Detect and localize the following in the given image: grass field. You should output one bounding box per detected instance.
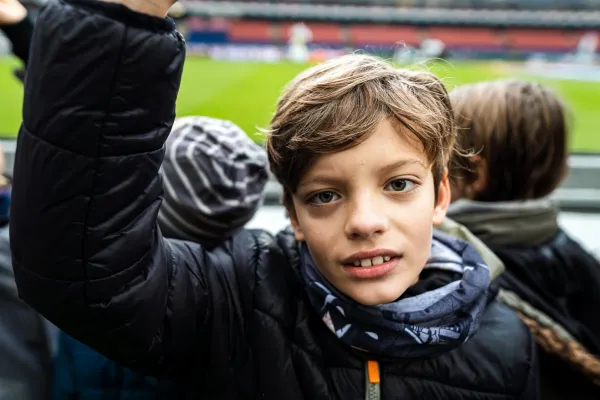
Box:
[1,56,599,151]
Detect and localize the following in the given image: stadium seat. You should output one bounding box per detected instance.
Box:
[281,22,344,45]
[505,28,583,51]
[425,27,502,49]
[348,24,421,47]
[229,20,273,42]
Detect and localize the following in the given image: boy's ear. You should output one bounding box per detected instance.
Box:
[469,155,488,197]
[452,155,488,201]
[433,168,451,226]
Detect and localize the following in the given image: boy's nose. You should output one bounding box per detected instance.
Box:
[344,193,389,240]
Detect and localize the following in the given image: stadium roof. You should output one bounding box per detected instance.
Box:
[180,1,600,28]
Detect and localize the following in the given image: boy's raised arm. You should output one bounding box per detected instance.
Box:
[9,0,220,379]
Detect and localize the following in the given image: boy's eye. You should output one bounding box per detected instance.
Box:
[309,191,340,205]
[384,179,415,192]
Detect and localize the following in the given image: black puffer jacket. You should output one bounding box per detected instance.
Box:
[11,1,537,399]
[448,200,600,399]
[494,232,600,400]
[0,13,34,81]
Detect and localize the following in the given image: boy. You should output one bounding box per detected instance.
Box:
[448,79,600,399]
[11,0,538,398]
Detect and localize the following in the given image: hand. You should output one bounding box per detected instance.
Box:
[103,0,176,18]
[0,0,27,26]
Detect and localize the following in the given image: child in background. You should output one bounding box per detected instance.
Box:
[449,79,600,399]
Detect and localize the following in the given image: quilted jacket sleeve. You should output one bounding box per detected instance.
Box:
[0,14,34,65]
[9,0,245,381]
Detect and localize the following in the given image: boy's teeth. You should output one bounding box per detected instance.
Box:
[371,256,384,266]
[350,256,393,267]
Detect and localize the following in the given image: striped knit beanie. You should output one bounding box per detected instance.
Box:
[158,116,269,241]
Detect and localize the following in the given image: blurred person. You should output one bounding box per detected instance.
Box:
[11,2,538,399]
[449,79,600,400]
[1,4,55,399]
[0,0,33,81]
[287,22,312,63]
[53,115,269,399]
[0,142,53,400]
[574,32,598,65]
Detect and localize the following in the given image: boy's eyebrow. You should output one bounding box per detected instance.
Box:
[380,159,427,174]
[298,175,344,190]
[299,159,427,190]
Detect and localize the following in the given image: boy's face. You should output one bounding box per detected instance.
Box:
[290,119,450,306]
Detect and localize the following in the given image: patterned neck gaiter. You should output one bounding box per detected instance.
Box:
[300,230,490,358]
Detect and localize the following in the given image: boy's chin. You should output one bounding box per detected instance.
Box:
[343,281,412,306]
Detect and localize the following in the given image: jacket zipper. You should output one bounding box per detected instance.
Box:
[365,360,381,400]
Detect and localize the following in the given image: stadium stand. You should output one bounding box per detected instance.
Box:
[187,0,600,11]
[181,17,598,55]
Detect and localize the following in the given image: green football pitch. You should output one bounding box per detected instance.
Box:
[1,56,599,152]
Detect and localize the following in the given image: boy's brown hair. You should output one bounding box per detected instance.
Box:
[264,54,456,209]
[449,79,568,202]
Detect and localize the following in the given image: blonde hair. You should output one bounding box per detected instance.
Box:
[450,79,568,201]
[265,54,456,207]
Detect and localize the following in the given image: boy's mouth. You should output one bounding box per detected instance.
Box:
[341,249,402,265]
[342,256,401,279]
[341,249,402,279]
[348,255,393,267]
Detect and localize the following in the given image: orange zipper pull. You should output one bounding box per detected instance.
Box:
[365,360,381,399]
